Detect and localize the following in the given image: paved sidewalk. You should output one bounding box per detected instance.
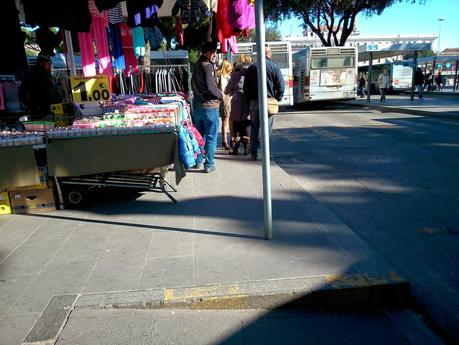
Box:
[0,153,408,345]
[346,93,459,118]
[54,308,444,345]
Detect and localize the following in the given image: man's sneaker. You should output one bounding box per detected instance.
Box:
[204,165,216,173]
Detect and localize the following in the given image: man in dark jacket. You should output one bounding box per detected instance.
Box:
[243,46,284,160]
[414,67,424,100]
[19,53,62,119]
[191,41,223,173]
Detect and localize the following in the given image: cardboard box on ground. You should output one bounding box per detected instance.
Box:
[8,187,56,214]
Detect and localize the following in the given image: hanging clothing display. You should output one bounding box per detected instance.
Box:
[120,23,139,76]
[214,0,238,53]
[113,65,189,95]
[144,27,163,50]
[171,0,209,25]
[175,16,184,47]
[132,27,146,58]
[108,2,125,24]
[78,0,113,77]
[108,23,126,70]
[108,3,126,72]
[228,0,255,33]
[126,0,164,27]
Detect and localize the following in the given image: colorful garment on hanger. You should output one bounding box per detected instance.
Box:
[120,22,138,75]
[175,16,184,47]
[109,23,126,70]
[132,27,146,58]
[144,27,163,50]
[228,0,255,32]
[78,0,113,77]
[214,0,238,53]
[108,2,125,24]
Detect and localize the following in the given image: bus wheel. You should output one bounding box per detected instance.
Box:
[63,187,90,209]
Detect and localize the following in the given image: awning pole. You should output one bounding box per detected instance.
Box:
[254,0,272,240]
[454,60,458,92]
[64,30,76,76]
[410,51,418,100]
[367,52,373,102]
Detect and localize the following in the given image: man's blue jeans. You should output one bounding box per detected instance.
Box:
[416,84,424,98]
[194,107,219,168]
[249,100,274,159]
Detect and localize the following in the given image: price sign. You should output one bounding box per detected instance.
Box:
[50,103,64,115]
[70,75,110,103]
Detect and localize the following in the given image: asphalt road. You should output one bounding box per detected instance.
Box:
[272,104,459,343]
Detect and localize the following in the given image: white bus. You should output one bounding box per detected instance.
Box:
[358,61,414,93]
[292,46,357,103]
[230,41,294,106]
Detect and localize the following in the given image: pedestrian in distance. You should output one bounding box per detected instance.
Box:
[377,67,390,102]
[358,74,367,98]
[191,41,223,173]
[414,67,424,100]
[423,71,433,91]
[217,60,233,150]
[243,46,285,161]
[435,71,444,91]
[225,54,252,155]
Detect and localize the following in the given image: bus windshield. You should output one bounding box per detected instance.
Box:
[244,54,290,69]
[311,56,355,69]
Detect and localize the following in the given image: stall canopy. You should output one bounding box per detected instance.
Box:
[358,42,432,62]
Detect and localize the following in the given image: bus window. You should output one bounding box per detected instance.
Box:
[270,54,289,69]
[312,57,355,69]
[311,58,328,68]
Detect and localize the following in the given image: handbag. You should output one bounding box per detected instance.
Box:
[267,97,279,116]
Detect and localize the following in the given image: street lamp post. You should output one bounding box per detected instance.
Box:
[437,17,445,54]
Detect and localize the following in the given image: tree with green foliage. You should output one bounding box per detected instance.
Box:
[239,24,281,42]
[265,0,426,46]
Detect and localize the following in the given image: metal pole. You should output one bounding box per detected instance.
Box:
[254,0,272,240]
[432,57,437,91]
[454,60,458,92]
[64,30,76,76]
[367,52,372,102]
[410,51,418,100]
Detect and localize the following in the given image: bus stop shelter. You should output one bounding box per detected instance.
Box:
[417,55,459,92]
[358,42,432,101]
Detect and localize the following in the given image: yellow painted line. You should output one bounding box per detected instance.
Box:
[163,284,249,309]
[325,274,369,288]
[164,288,175,302]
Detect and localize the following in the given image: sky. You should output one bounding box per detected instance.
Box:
[279,0,459,52]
